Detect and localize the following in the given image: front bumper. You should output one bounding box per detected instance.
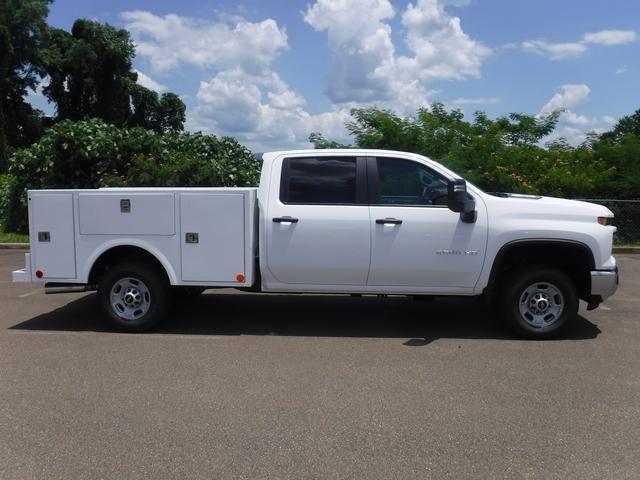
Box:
[590,267,619,303]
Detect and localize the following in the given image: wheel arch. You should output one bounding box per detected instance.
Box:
[485,239,595,301]
[84,241,177,286]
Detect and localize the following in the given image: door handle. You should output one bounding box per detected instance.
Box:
[376,218,403,225]
[273,216,299,224]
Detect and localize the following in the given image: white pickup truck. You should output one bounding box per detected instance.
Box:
[12,149,618,338]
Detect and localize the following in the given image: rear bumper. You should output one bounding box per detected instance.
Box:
[590,267,618,303]
[12,253,32,283]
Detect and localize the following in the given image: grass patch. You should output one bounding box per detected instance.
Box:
[0,226,29,243]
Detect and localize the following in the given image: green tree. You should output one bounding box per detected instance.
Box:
[309,132,351,149]
[345,107,421,152]
[601,108,640,141]
[309,104,598,196]
[495,111,561,147]
[0,0,51,172]
[43,19,186,132]
[155,92,186,133]
[43,20,135,124]
[128,82,160,131]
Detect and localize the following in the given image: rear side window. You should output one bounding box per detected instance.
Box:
[281,157,357,204]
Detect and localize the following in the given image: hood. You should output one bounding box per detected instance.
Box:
[486,192,614,219]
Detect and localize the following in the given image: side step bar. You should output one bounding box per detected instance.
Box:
[44,283,97,295]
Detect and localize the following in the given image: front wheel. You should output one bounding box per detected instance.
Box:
[500,266,578,339]
[98,262,170,332]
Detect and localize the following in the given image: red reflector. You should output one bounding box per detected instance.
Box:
[35,270,44,278]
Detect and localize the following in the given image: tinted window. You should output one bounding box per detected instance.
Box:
[376,158,448,206]
[282,157,357,204]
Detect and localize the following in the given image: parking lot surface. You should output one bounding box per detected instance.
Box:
[1,251,639,479]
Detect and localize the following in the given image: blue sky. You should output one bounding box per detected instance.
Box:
[32,0,640,151]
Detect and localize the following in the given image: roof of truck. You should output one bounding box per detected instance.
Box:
[262,149,426,161]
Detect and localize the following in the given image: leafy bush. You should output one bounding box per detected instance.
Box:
[0,174,11,229]
[5,119,260,233]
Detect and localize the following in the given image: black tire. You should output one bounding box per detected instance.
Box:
[500,266,578,339]
[98,262,170,332]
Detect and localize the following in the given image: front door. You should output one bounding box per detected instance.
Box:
[367,156,487,290]
[266,155,371,286]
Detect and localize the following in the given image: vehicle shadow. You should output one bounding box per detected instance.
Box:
[9,291,601,343]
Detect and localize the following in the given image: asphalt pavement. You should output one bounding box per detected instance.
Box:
[1,251,639,479]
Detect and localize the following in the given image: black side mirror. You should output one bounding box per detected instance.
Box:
[447,179,477,223]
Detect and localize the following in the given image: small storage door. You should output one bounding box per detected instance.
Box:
[180,193,246,282]
[31,193,76,279]
[78,193,175,235]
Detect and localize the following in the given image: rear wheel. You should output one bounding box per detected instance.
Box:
[98,262,170,332]
[500,266,578,339]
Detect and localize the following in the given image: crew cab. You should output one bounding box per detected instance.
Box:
[12,149,619,338]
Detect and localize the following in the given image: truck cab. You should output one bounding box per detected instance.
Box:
[259,150,487,295]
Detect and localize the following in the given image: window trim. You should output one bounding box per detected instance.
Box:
[366,156,450,208]
[279,156,368,206]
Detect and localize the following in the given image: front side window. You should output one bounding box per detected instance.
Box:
[281,157,357,204]
[375,158,449,206]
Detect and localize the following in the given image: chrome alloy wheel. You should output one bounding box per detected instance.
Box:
[110,277,151,321]
[517,282,565,328]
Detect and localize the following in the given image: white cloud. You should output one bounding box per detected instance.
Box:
[195,69,263,132]
[303,0,398,104]
[563,111,595,126]
[401,0,492,81]
[267,90,306,110]
[134,70,167,93]
[616,66,628,75]
[189,67,350,151]
[538,85,614,146]
[123,3,488,150]
[554,126,587,145]
[189,79,350,151]
[538,84,591,117]
[123,10,348,150]
[522,40,586,60]
[583,29,637,45]
[122,11,288,74]
[450,97,499,106]
[522,29,637,60]
[304,0,490,110]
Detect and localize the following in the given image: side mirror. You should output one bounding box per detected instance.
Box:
[447,179,477,223]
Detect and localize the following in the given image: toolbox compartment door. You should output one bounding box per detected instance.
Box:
[78,193,175,236]
[180,193,246,282]
[30,193,76,279]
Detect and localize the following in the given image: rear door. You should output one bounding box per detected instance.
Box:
[266,155,370,285]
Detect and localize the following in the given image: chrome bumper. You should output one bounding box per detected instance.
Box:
[590,267,619,302]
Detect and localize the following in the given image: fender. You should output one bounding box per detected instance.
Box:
[81,239,178,285]
[483,238,595,296]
